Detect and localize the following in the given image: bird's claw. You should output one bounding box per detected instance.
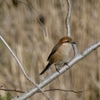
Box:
[64,62,68,66]
[55,67,60,73]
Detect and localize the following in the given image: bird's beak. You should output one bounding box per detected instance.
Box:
[71,41,76,44]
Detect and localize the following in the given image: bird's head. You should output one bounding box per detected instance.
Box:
[58,36,75,45]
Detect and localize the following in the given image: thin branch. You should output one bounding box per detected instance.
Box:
[38,89,83,94]
[0,88,24,93]
[0,35,51,100]
[0,88,83,94]
[18,0,48,37]
[66,0,79,57]
[72,42,79,57]
[12,41,100,100]
[66,0,71,37]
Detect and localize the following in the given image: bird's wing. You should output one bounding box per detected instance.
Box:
[47,43,60,61]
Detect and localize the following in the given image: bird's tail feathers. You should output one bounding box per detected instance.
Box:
[39,62,52,75]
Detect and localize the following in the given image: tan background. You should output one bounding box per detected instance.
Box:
[0,0,100,100]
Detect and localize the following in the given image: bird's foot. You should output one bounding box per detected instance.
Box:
[55,66,60,73]
[64,62,68,66]
[56,68,60,72]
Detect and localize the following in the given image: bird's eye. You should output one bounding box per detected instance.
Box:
[66,41,69,42]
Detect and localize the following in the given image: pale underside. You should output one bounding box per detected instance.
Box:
[49,43,74,68]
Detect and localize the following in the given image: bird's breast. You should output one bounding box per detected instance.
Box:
[50,43,74,66]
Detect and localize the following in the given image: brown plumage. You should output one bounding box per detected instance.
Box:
[40,36,74,75]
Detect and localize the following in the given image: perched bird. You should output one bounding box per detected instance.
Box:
[40,36,75,75]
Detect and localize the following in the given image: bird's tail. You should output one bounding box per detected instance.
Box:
[39,62,52,75]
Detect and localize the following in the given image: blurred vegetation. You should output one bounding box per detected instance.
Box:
[0,0,100,100]
[0,93,12,100]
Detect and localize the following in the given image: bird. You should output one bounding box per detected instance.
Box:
[39,36,75,75]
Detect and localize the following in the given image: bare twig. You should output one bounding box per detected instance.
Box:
[18,0,48,37]
[0,88,24,93]
[38,89,83,93]
[0,35,51,100]
[0,88,83,94]
[72,43,79,57]
[12,41,100,100]
[66,0,79,56]
[66,0,71,37]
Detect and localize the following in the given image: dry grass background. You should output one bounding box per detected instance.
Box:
[0,0,100,100]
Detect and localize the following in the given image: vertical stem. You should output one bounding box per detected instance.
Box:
[66,0,71,37]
